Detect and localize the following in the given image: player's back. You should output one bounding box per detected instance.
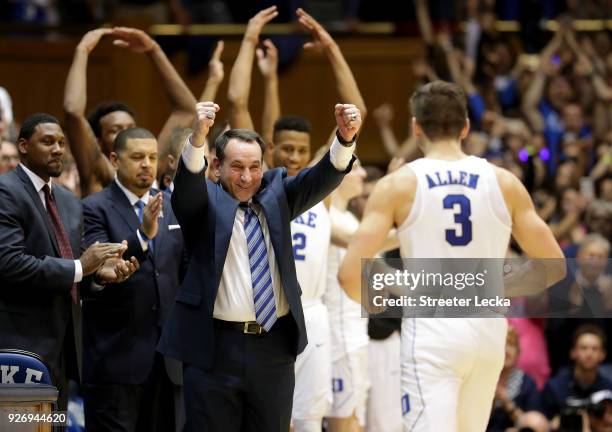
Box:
[398,155,512,432]
[397,155,511,259]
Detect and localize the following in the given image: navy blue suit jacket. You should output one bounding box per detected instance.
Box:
[82,182,186,385]
[158,151,354,369]
[0,165,82,381]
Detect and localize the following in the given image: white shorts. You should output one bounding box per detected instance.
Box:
[401,318,506,432]
[292,302,332,420]
[367,332,402,432]
[329,346,369,426]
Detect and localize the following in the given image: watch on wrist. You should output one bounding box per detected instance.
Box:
[336,129,357,147]
[139,228,150,241]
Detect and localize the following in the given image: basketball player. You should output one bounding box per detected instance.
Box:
[267,114,333,432]
[338,81,565,431]
[325,160,369,432]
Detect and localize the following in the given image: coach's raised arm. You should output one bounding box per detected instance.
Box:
[159,101,358,431]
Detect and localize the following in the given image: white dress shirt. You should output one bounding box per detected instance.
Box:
[180,135,356,322]
[19,163,82,283]
[114,177,153,252]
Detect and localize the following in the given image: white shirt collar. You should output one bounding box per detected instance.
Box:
[20,163,52,193]
[114,176,150,207]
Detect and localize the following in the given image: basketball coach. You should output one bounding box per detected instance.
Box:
[158,101,360,431]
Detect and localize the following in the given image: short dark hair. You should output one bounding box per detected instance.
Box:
[114,127,156,154]
[572,324,607,350]
[87,102,136,138]
[410,80,468,141]
[18,113,60,141]
[273,115,311,135]
[215,129,266,162]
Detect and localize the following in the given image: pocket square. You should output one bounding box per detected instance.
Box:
[168,224,181,231]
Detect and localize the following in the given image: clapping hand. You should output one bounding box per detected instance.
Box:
[80,241,128,276]
[96,241,140,284]
[112,27,157,54]
[256,39,278,78]
[208,41,225,84]
[245,6,278,44]
[373,104,394,127]
[140,194,163,240]
[77,28,112,54]
[297,8,335,51]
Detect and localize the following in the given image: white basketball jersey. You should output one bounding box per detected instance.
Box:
[324,207,369,360]
[397,156,511,259]
[291,202,331,306]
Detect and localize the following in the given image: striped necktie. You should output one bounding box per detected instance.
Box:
[242,204,277,331]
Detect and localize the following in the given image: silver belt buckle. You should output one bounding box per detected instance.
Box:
[244,322,263,334]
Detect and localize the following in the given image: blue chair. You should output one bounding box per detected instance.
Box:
[0,349,53,385]
[0,350,59,431]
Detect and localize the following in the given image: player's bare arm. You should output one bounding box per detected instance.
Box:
[330,211,399,251]
[112,27,198,169]
[338,168,416,303]
[495,165,566,294]
[228,6,278,131]
[200,40,225,103]
[297,8,367,152]
[64,28,115,195]
[257,38,281,156]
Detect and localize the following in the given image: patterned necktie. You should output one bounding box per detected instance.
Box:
[42,184,76,303]
[135,200,154,254]
[242,204,277,331]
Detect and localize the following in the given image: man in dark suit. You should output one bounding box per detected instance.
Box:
[82,127,187,432]
[158,101,361,431]
[0,113,139,408]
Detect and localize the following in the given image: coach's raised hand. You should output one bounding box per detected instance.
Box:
[192,101,220,147]
[335,103,361,143]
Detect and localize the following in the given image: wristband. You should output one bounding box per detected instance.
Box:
[336,129,357,147]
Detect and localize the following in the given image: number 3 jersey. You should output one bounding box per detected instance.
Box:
[398,156,511,260]
[291,202,332,306]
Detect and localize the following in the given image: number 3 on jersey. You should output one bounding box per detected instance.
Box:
[443,194,472,246]
[293,233,307,260]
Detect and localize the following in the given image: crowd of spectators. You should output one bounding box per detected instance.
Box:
[1,0,611,27]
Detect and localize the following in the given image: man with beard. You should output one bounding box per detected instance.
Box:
[81,127,186,431]
[0,113,139,408]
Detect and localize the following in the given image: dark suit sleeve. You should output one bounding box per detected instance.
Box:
[518,374,541,412]
[283,151,355,220]
[82,198,147,263]
[0,183,74,292]
[538,381,558,419]
[171,157,209,244]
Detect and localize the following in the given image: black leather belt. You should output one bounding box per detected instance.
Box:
[213,315,290,335]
